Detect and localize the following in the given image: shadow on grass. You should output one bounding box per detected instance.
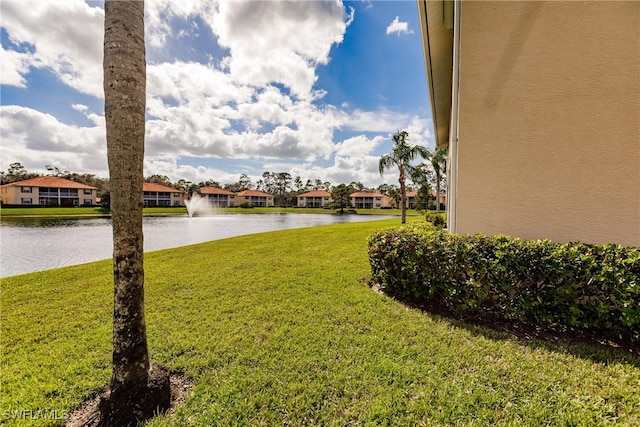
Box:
[366,281,640,368]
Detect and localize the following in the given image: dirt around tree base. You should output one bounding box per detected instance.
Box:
[65,365,194,427]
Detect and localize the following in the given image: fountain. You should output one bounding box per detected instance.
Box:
[184,193,214,217]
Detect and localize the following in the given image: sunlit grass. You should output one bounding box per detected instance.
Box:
[0,206,109,216]
[2,219,637,426]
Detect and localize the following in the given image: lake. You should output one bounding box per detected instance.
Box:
[0,213,392,277]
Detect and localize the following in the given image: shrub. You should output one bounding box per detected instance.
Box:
[239,202,254,208]
[425,212,446,229]
[368,227,640,344]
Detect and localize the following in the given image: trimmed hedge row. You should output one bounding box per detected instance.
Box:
[368,224,640,344]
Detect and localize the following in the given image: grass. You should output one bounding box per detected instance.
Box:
[2,219,638,426]
[0,207,186,217]
[0,206,110,216]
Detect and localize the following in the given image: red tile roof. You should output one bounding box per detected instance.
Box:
[298,190,330,197]
[0,176,97,189]
[199,186,234,195]
[143,182,181,192]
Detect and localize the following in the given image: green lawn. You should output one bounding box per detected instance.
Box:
[0,206,110,216]
[0,207,187,217]
[1,219,638,426]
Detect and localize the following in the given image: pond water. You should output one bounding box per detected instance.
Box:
[0,213,391,277]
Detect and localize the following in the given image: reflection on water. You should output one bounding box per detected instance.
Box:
[1,213,391,277]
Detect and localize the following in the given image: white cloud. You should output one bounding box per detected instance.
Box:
[143,157,237,184]
[1,1,104,98]
[386,16,413,36]
[291,154,387,188]
[339,108,415,133]
[1,0,432,189]
[209,0,353,101]
[0,45,32,87]
[0,105,107,175]
[145,0,214,49]
[334,135,384,157]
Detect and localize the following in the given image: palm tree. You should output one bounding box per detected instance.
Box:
[101,1,169,424]
[431,147,447,212]
[379,131,429,223]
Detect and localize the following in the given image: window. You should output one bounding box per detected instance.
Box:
[84,189,92,194]
[60,188,78,196]
[174,193,181,197]
[84,199,92,205]
[21,198,32,204]
[21,187,32,193]
[40,188,58,196]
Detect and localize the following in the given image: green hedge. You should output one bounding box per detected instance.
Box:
[368,224,640,344]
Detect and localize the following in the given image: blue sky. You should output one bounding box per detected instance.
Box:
[0,0,434,187]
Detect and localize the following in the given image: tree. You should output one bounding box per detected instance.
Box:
[350,181,365,191]
[45,164,63,176]
[198,179,220,188]
[175,178,197,196]
[379,131,429,224]
[330,183,353,214]
[409,164,434,212]
[304,179,313,192]
[275,172,292,206]
[100,1,169,424]
[388,186,402,209]
[0,162,40,184]
[430,147,447,213]
[261,171,276,194]
[145,174,172,187]
[238,173,252,190]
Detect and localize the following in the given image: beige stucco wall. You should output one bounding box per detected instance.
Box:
[456,1,639,246]
[1,185,98,206]
[237,195,274,207]
[297,196,331,208]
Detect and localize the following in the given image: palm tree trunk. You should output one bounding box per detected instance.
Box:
[101,2,169,424]
[399,168,407,224]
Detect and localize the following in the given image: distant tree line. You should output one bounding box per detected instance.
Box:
[1,162,111,196]
[1,160,446,210]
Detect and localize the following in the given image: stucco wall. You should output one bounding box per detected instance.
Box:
[456,1,640,246]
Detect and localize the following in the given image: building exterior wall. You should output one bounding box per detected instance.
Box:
[456,1,639,246]
[143,191,183,206]
[142,183,184,206]
[205,194,236,207]
[200,187,236,207]
[297,191,331,208]
[298,196,330,208]
[236,192,274,207]
[1,182,98,206]
[406,191,446,209]
[350,192,393,209]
